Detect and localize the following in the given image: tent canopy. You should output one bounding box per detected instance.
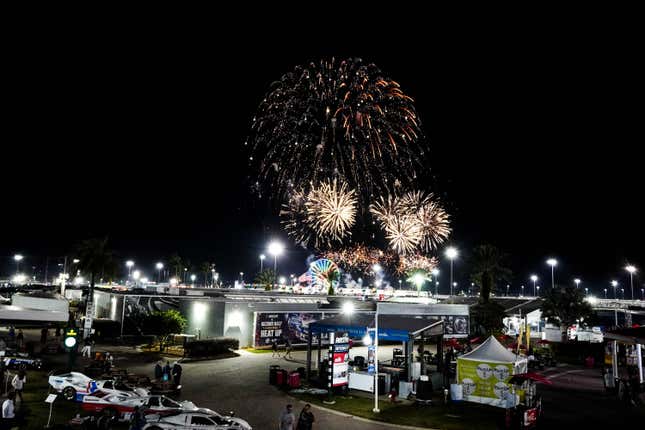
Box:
[459,335,523,364]
[308,313,444,342]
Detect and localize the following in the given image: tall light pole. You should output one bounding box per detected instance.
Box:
[521,285,524,297]
[585,287,588,296]
[611,280,618,299]
[506,284,510,296]
[431,269,439,295]
[603,288,607,299]
[259,254,266,272]
[574,278,581,289]
[546,258,557,289]
[156,262,164,283]
[445,247,458,296]
[530,275,538,297]
[268,241,284,272]
[132,270,141,286]
[536,286,540,296]
[190,274,196,287]
[126,260,134,279]
[625,265,636,301]
[13,254,23,274]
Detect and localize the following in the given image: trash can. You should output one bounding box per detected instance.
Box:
[288,371,301,388]
[270,365,280,385]
[276,369,288,386]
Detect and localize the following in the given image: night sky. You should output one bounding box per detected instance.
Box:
[2,22,642,295]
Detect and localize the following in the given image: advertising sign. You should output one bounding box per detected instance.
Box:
[440,315,469,337]
[457,359,513,402]
[254,312,331,347]
[367,345,376,375]
[332,331,349,387]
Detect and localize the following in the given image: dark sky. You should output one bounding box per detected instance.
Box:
[1,20,642,295]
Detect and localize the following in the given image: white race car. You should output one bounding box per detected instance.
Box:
[144,410,251,430]
[48,372,96,400]
[95,379,149,397]
[82,393,196,419]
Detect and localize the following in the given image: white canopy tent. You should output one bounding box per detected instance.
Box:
[456,336,527,407]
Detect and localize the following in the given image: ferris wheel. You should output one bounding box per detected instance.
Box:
[308,258,340,290]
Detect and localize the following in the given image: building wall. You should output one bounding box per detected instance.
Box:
[180,299,225,340]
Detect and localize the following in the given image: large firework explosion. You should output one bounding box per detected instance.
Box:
[397,254,439,274]
[370,191,451,254]
[281,179,357,248]
[247,57,426,205]
[322,244,397,275]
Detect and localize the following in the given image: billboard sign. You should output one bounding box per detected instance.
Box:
[254,312,332,347]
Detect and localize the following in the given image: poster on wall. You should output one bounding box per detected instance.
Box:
[254,312,332,347]
[440,315,469,337]
[457,359,513,405]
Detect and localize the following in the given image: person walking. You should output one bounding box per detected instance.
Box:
[272,340,280,358]
[279,404,295,430]
[81,336,93,358]
[171,361,182,386]
[154,361,163,380]
[12,370,26,403]
[2,391,16,429]
[285,338,293,360]
[296,404,315,430]
[16,330,24,351]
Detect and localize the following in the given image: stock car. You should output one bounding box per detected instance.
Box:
[48,372,148,401]
[95,379,149,397]
[82,392,196,419]
[144,410,252,430]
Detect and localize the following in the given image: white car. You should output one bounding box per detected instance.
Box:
[49,372,96,400]
[82,392,195,419]
[144,410,251,430]
[95,379,149,397]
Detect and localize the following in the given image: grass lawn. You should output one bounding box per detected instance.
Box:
[243,348,274,354]
[292,392,502,430]
[15,370,129,430]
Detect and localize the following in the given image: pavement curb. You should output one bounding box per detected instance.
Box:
[288,395,439,430]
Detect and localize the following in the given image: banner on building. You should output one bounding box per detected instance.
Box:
[440,315,469,337]
[254,312,333,347]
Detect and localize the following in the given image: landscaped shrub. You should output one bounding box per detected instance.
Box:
[184,337,239,357]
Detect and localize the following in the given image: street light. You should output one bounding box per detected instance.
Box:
[530,275,538,296]
[604,288,607,299]
[521,285,524,296]
[191,274,196,286]
[585,287,588,296]
[132,270,141,286]
[546,258,557,289]
[611,280,618,299]
[14,254,23,274]
[506,284,510,296]
[259,254,266,272]
[625,265,637,300]
[536,286,540,296]
[279,277,286,285]
[126,260,134,279]
[156,262,164,282]
[445,247,458,296]
[574,278,581,289]
[641,288,644,301]
[267,241,284,272]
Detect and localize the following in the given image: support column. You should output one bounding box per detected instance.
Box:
[406,337,414,382]
[317,332,322,372]
[637,343,643,384]
[306,326,313,381]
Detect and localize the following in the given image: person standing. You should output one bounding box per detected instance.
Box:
[8,327,15,345]
[12,370,26,403]
[154,361,163,380]
[81,336,93,358]
[272,340,280,358]
[16,330,24,351]
[163,361,171,382]
[279,404,295,430]
[2,391,15,429]
[285,338,292,359]
[171,361,182,386]
[297,404,315,430]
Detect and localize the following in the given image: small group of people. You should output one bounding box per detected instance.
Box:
[1,369,27,429]
[279,403,315,430]
[271,338,293,359]
[2,327,24,351]
[154,360,182,385]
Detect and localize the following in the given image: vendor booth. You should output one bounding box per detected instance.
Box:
[456,336,527,407]
[306,313,444,396]
[603,326,644,391]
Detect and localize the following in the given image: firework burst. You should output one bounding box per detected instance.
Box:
[397,254,439,274]
[370,190,451,254]
[248,57,426,205]
[323,244,397,274]
[306,179,357,245]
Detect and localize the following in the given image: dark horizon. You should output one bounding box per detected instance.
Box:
[1,24,642,295]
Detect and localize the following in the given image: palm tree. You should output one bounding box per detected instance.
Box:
[255,269,276,291]
[168,254,183,278]
[75,237,116,335]
[470,244,512,303]
[200,262,213,287]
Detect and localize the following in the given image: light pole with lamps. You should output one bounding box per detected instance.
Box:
[432,269,439,295]
[445,247,458,296]
[260,254,266,272]
[156,262,164,283]
[611,280,618,299]
[585,287,588,296]
[521,285,524,297]
[546,258,557,289]
[625,265,636,300]
[126,260,134,280]
[531,275,538,296]
[574,278,581,289]
[13,254,23,274]
[603,288,607,299]
[191,274,196,287]
[536,286,540,296]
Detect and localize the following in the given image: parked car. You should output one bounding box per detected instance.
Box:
[94,379,149,397]
[144,410,251,430]
[48,372,96,400]
[82,392,195,419]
